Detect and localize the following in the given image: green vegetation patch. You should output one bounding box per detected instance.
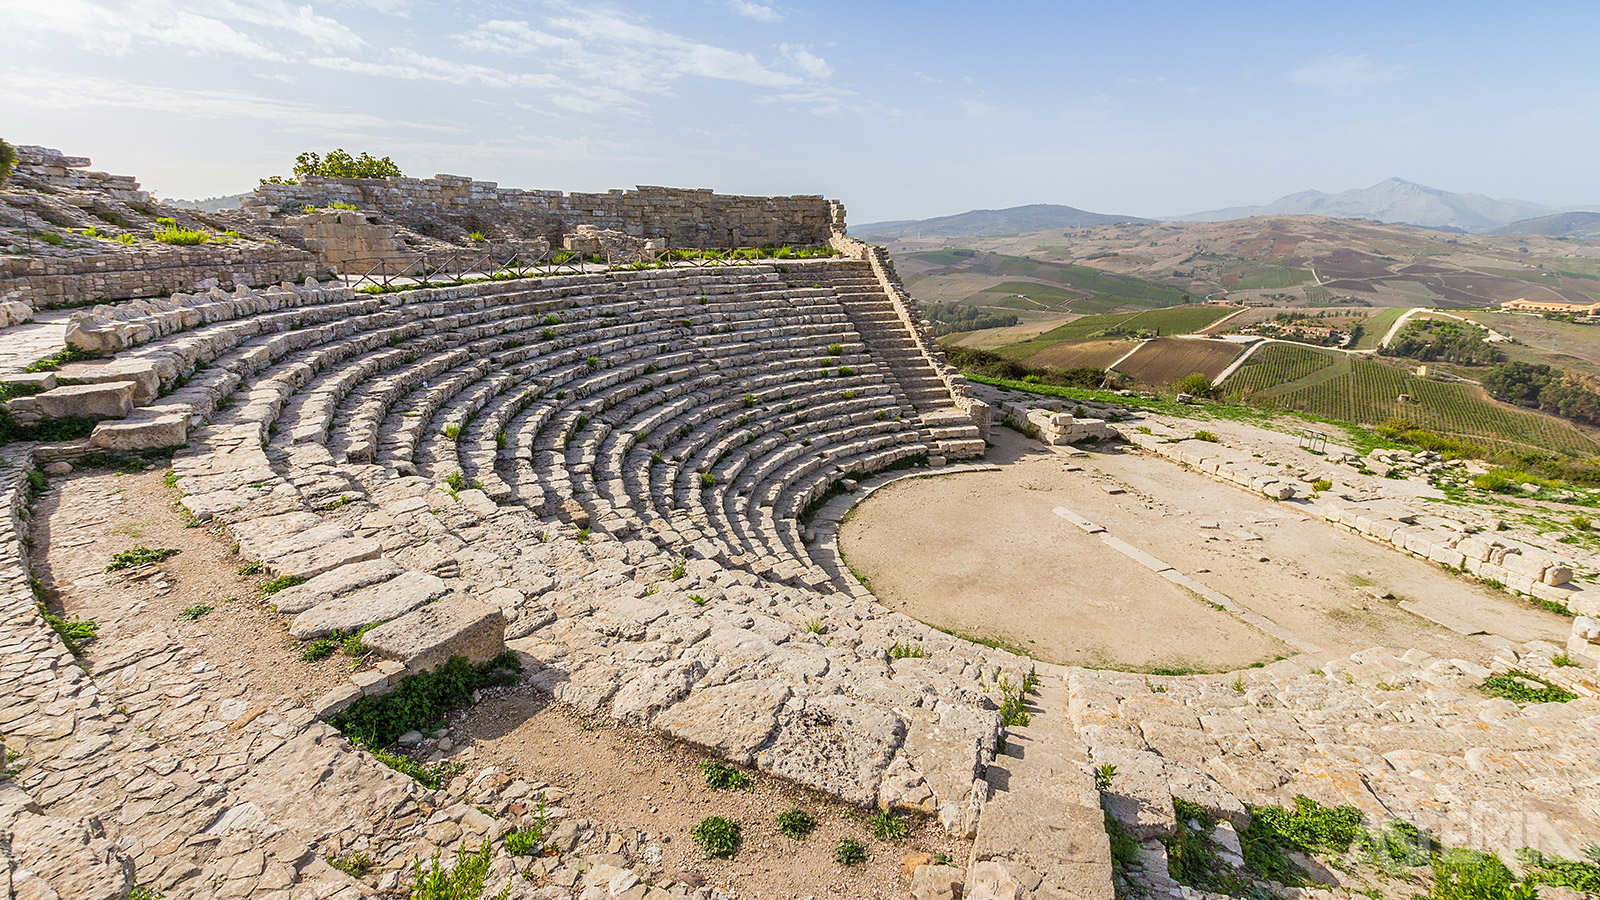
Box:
[409,840,507,900]
[692,816,741,858]
[1242,795,1363,886]
[700,760,751,790]
[1479,670,1576,704]
[328,652,523,749]
[106,546,181,571]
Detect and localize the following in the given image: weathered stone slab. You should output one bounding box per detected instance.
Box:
[273,536,383,579]
[89,414,187,450]
[289,570,448,639]
[270,558,406,614]
[32,381,136,420]
[755,694,906,806]
[659,679,791,764]
[361,595,506,673]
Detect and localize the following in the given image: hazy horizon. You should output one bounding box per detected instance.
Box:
[4,1,1598,223]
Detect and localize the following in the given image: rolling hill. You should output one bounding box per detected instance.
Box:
[1490,211,1600,239]
[856,203,1152,239]
[1175,178,1567,233]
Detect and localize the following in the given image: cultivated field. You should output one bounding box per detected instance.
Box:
[995,306,1235,360]
[1114,337,1244,386]
[1021,338,1137,370]
[1221,348,1600,456]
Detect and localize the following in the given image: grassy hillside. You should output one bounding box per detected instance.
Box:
[1220,344,1599,456]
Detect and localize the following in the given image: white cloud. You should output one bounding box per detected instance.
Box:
[1287,53,1402,96]
[728,0,782,22]
[0,0,360,59]
[961,99,992,119]
[2,68,428,133]
[781,43,831,80]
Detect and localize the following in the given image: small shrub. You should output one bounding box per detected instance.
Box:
[834,837,867,866]
[869,810,908,842]
[505,824,546,856]
[106,546,181,571]
[42,609,97,655]
[152,226,210,245]
[805,618,827,635]
[699,470,716,489]
[116,233,137,244]
[1094,763,1117,791]
[1573,514,1593,531]
[408,840,507,900]
[444,471,466,493]
[1552,652,1578,668]
[692,816,741,858]
[701,761,750,790]
[827,343,843,356]
[443,423,460,440]
[777,807,815,840]
[177,604,212,621]
[468,231,487,242]
[1432,849,1533,900]
[1311,478,1332,492]
[743,393,755,408]
[837,365,856,377]
[671,558,687,580]
[1194,430,1219,443]
[689,593,707,605]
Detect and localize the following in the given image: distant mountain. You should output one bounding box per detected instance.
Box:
[1175,178,1561,233]
[164,192,250,213]
[1490,211,1600,239]
[856,203,1152,239]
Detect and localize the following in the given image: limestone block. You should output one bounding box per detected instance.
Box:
[911,864,966,900]
[1570,592,1600,618]
[89,414,187,451]
[32,381,136,420]
[273,536,383,580]
[658,679,791,764]
[1501,550,1551,581]
[270,558,406,614]
[966,861,1030,900]
[1544,564,1573,586]
[289,570,449,639]
[362,594,506,673]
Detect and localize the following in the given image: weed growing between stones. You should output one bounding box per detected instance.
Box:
[176,605,211,621]
[776,807,815,840]
[128,889,164,900]
[328,850,372,878]
[105,546,181,571]
[1094,764,1117,791]
[692,816,741,859]
[1195,430,1220,443]
[833,837,867,866]
[868,810,908,842]
[1552,652,1578,667]
[410,840,508,900]
[670,558,687,580]
[1479,670,1576,704]
[888,640,926,659]
[330,652,523,749]
[505,798,551,856]
[261,574,308,595]
[700,761,751,790]
[368,747,462,790]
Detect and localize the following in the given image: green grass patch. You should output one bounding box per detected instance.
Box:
[106,546,181,571]
[692,816,741,858]
[329,652,522,749]
[700,760,751,790]
[1479,670,1576,704]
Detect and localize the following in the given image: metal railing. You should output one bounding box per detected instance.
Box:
[337,245,834,291]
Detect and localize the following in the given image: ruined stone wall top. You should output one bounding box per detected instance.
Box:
[246,175,837,248]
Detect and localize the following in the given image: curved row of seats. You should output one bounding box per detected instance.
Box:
[76,263,968,588]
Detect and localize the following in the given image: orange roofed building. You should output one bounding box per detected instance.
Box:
[1500,297,1600,316]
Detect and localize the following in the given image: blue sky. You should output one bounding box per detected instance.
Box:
[3,1,1597,222]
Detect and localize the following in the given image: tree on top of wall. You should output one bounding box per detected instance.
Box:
[259,149,404,185]
[0,140,18,186]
